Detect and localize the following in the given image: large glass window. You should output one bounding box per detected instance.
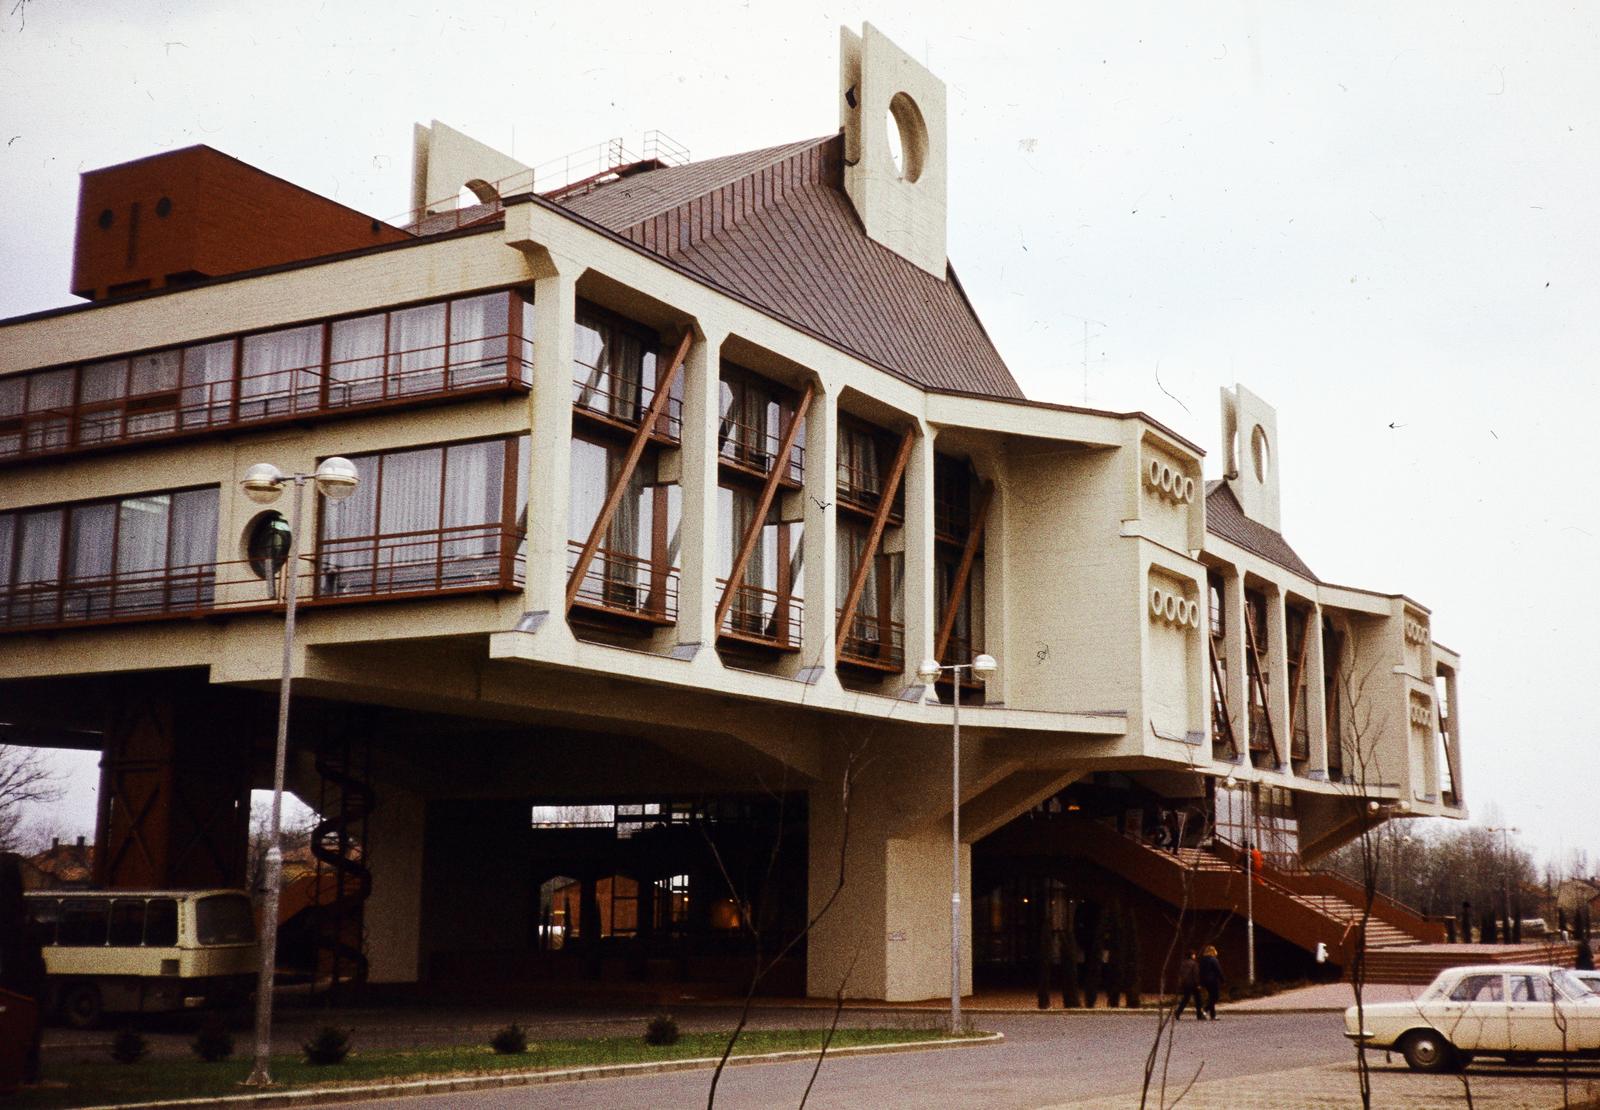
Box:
[318,435,528,598]
[0,289,531,462]
[567,433,681,620]
[0,487,217,629]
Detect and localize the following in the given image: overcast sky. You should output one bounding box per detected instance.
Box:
[2,2,1596,869]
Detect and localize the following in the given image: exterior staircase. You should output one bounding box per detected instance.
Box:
[1053,819,1444,978]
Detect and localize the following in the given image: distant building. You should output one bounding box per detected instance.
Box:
[21,838,95,890]
[0,24,1464,998]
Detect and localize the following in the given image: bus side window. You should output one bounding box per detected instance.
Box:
[110,899,147,946]
[145,898,178,946]
[28,898,63,945]
[59,899,110,946]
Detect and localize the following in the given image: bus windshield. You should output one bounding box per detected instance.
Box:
[195,893,256,945]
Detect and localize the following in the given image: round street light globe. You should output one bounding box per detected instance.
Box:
[241,463,286,504]
[971,653,998,676]
[917,658,942,683]
[314,456,360,501]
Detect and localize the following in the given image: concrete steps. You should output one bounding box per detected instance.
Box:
[1359,942,1578,986]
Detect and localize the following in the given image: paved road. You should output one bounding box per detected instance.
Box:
[339,1011,1354,1110]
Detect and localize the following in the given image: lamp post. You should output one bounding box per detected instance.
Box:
[239,457,359,1088]
[1221,773,1255,984]
[917,651,998,1036]
[1486,825,1520,945]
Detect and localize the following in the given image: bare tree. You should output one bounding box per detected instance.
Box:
[0,744,64,853]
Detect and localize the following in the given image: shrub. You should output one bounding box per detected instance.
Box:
[643,1014,680,1046]
[302,1026,352,1066]
[191,1017,235,1062]
[110,1028,148,1065]
[489,1022,528,1055]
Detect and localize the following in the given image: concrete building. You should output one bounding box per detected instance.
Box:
[0,25,1464,1001]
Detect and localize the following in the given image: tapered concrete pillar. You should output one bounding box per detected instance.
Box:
[676,326,727,651]
[900,423,935,687]
[521,258,578,647]
[785,388,840,689]
[1221,568,1247,759]
[1266,585,1290,771]
[1305,603,1329,778]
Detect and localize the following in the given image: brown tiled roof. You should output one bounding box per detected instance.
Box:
[1205,481,1317,581]
[551,135,1023,400]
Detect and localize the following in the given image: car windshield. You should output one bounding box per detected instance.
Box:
[195,894,256,946]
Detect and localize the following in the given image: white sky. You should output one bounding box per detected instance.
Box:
[2,2,1597,869]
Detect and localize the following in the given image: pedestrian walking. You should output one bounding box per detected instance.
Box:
[1198,943,1225,1019]
[1174,950,1204,1020]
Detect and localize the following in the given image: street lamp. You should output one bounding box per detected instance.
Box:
[1221,772,1256,984]
[917,651,998,1036]
[1486,825,1520,945]
[240,457,358,1087]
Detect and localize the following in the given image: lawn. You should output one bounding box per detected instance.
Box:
[17,1027,974,1108]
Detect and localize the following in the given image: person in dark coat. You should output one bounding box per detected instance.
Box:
[0,853,48,1084]
[1174,950,1204,1020]
[1198,944,1225,1019]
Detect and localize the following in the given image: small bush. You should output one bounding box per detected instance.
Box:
[191,1017,235,1062]
[110,1028,148,1065]
[302,1026,352,1066]
[643,1014,680,1046]
[489,1022,528,1055]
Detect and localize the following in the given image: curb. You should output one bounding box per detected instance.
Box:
[70,1032,1005,1110]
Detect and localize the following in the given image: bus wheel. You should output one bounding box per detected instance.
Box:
[61,983,103,1029]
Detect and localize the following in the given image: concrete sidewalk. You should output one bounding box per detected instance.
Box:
[1219,982,1425,1014]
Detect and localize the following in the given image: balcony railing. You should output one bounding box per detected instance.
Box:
[716,579,802,650]
[316,524,524,601]
[571,376,682,442]
[836,458,883,514]
[837,608,904,671]
[718,417,803,485]
[0,330,532,464]
[0,524,524,634]
[567,540,678,624]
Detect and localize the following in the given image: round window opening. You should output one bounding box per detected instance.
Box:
[1250,424,1271,482]
[246,511,292,582]
[885,92,928,183]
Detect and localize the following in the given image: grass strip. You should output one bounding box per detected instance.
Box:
[18,1027,975,1108]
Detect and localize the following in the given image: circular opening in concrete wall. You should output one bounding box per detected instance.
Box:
[1250,424,1270,482]
[244,510,292,583]
[885,92,928,183]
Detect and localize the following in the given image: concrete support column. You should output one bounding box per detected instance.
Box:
[980,463,1008,705]
[785,387,839,688]
[1304,603,1329,778]
[675,326,727,652]
[1222,568,1247,759]
[1266,585,1290,771]
[806,757,971,1002]
[364,782,425,983]
[521,259,578,647]
[901,423,935,687]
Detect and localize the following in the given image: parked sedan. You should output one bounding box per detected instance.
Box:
[1572,969,1600,997]
[1345,964,1600,1072]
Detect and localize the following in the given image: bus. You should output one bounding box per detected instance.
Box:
[23,889,257,1028]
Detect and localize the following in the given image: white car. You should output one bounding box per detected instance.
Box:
[1344,964,1600,1073]
[1572,969,1600,997]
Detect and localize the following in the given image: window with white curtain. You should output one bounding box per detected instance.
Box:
[317,435,527,598]
[241,325,322,418]
[572,307,654,423]
[328,312,387,406]
[389,303,447,396]
[181,340,235,428]
[0,488,218,627]
[446,293,506,386]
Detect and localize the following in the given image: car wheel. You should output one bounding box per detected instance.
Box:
[61,982,103,1030]
[1400,1029,1455,1074]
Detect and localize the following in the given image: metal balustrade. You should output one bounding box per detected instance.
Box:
[0,524,524,633]
[0,322,532,465]
[717,416,804,484]
[566,540,678,623]
[716,579,802,649]
[571,375,683,442]
[836,607,905,671]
